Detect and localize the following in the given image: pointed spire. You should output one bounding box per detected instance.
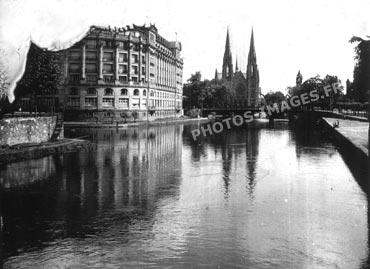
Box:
[215,68,218,79]
[235,57,239,72]
[248,27,256,62]
[222,27,233,80]
[224,27,232,59]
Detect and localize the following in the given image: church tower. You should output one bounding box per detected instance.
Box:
[222,28,233,80]
[246,28,260,106]
[296,70,303,90]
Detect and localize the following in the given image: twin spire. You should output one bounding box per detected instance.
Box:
[221,27,256,80]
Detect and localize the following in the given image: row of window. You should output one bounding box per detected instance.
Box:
[68,87,180,98]
[67,97,145,109]
[70,51,145,62]
[85,39,142,50]
[68,87,146,97]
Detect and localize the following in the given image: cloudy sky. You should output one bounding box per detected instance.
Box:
[1,0,369,98]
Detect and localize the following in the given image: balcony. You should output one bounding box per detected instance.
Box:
[103,75,114,83]
[86,75,97,83]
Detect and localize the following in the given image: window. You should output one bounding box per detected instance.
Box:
[150,90,154,97]
[131,98,140,108]
[132,54,139,63]
[143,90,146,96]
[87,88,97,95]
[149,32,156,43]
[103,40,114,49]
[86,75,97,83]
[102,98,114,107]
[141,55,145,64]
[103,64,113,74]
[119,53,128,62]
[132,76,138,82]
[86,63,97,73]
[68,97,80,107]
[104,88,113,96]
[118,98,129,108]
[86,40,97,49]
[119,76,127,82]
[103,52,113,61]
[86,51,97,61]
[120,88,128,95]
[69,51,80,61]
[85,97,97,107]
[132,65,138,75]
[133,89,139,96]
[69,63,80,73]
[69,74,80,82]
[103,75,114,82]
[69,87,78,95]
[118,64,128,74]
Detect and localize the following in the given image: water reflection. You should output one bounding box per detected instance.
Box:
[1,121,368,268]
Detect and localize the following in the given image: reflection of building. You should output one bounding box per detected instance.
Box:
[74,125,183,210]
[215,28,261,107]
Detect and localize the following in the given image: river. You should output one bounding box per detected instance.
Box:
[1,120,368,268]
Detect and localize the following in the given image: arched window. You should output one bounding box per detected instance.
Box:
[121,88,128,95]
[87,87,96,95]
[69,87,78,95]
[143,90,147,96]
[104,88,113,96]
[133,89,139,96]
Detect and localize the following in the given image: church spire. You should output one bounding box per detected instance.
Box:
[222,27,233,80]
[246,27,260,107]
[235,57,239,72]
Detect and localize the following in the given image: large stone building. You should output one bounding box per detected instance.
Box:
[215,28,261,107]
[58,24,183,121]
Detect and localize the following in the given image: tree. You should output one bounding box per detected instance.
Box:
[0,67,9,101]
[349,36,370,103]
[15,43,63,111]
[264,91,286,105]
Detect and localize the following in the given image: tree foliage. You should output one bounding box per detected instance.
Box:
[263,91,286,105]
[183,71,238,109]
[349,36,370,103]
[15,43,63,98]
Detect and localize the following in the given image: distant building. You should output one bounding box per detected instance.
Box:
[215,28,261,107]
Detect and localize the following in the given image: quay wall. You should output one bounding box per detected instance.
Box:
[0,116,62,146]
[320,118,368,164]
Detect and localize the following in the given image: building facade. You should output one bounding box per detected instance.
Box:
[61,24,183,121]
[215,28,261,107]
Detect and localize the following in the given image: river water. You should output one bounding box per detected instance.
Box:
[1,120,369,268]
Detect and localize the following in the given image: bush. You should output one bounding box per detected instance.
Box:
[186,109,199,118]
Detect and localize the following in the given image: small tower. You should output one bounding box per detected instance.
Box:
[235,57,239,72]
[215,68,218,80]
[222,28,233,80]
[296,70,303,89]
[246,28,260,107]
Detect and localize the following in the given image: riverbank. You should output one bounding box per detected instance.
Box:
[0,138,91,165]
[321,117,368,163]
[64,117,210,128]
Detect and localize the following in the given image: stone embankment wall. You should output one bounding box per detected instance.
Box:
[0,116,62,146]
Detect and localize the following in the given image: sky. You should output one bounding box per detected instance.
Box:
[0,0,369,99]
